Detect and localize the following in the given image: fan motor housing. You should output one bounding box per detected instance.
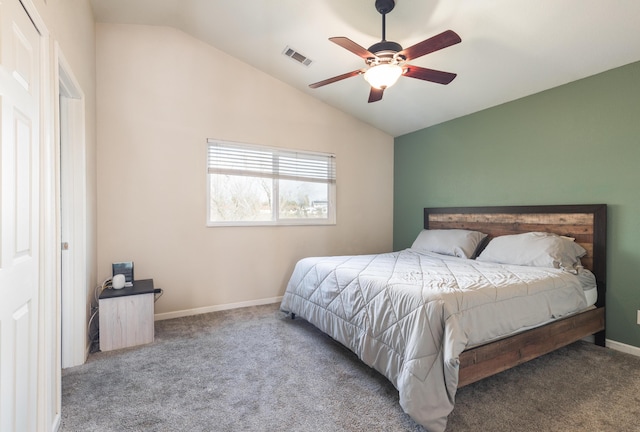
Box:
[368,40,402,56]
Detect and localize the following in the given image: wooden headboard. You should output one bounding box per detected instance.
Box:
[424,204,607,308]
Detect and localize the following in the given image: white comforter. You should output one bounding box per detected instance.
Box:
[280,249,589,432]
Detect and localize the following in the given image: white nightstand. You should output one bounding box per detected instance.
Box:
[98,279,156,352]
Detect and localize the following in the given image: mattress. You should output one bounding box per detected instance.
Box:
[584,286,597,306]
[280,249,591,431]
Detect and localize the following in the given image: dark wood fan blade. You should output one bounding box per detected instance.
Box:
[368,87,384,103]
[398,30,461,61]
[329,37,376,59]
[309,70,363,89]
[403,65,457,85]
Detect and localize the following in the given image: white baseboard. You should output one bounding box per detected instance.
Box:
[606,339,640,357]
[154,296,283,321]
[52,414,61,432]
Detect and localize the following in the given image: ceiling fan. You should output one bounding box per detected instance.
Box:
[309,0,461,103]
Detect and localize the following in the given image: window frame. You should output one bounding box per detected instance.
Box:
[206,139,336,227]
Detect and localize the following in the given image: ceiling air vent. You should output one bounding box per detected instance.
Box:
[283,46,313,67]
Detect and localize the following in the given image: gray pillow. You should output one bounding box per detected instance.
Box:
[476,232,586,272]
[411,229,488,259]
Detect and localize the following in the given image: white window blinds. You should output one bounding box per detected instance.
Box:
[207,140,336,184]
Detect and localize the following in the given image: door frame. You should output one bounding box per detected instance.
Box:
[12,0,59,430]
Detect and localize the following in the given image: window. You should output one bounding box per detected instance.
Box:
[207,139,336,226]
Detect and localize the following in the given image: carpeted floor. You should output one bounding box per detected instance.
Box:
[61,303,640,432]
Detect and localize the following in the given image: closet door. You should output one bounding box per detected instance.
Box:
[0,0,42,430]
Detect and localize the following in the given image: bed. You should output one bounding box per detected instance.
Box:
[280,204,606,432]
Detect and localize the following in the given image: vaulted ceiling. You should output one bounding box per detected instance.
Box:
[90,0,640,137]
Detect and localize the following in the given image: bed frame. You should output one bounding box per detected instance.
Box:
[424,204,607,388]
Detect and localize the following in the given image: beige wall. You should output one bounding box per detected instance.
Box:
[96,23,394,316]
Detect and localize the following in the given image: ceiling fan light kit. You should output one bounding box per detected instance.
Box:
[364,63,403,89]
[309,0,461,103]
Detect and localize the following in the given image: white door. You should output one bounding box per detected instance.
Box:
[0,0,41,430]
[58,58,88,369]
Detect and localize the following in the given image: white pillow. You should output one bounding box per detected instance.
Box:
[411,229,488,259]
[476,232,586,272]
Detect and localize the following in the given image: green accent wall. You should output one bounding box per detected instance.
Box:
[394,60,640,349]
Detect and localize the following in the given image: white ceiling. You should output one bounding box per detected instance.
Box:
[90,0,640,137]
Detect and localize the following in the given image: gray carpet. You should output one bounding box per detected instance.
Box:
[61,303,640,432]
